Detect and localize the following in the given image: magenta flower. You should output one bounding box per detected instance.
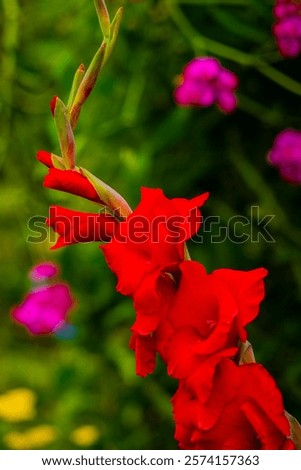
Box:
[273,0,301,20]
[273,1,301,58]
[11,284,74,335]
[29,262,58,282]
[174,57,238,113]
[267,129,301,184]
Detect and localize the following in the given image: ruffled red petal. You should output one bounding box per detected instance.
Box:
[47,205,118,249]
[212,268,268,342]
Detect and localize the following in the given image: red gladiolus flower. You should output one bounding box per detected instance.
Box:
[102,187,209,296]
[134,261,267,378]
[172,358,295,450]
[47,206,118,249]
[102,187,209,336]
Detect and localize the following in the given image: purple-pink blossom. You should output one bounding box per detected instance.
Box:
[29,262,58,282]
[11,284,74,335]
[273,0,301,19]
[267,129,301,184]
[273,1,301,58]
[174,57,238,113]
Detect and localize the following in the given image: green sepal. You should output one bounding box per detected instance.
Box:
[184,244,191,261]
[70,42,106,129]
[80,167,132,219]
[50,153,65,170]
[94,0,111,42]
[285,411,301,449]
[238,340,256,365]
[53,97,76,169]
[105,7,123,62]
[67,63,85,112]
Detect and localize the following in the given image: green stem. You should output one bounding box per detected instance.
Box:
[227,131,301,249]
[256,63,301,96]
[237,93,287,127]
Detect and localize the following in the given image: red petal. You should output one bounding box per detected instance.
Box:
[44,168,104,204]
[172,192,209,239]
[130,332,157,377]
[132,272,175,335]
[212,268,268,341]
[166,325,237,379]
[47,205,118,249]
[102,188,208,311]
[239,363,291,438]
[101,233,151,296]
[167,261,239,354]
[36,150,53,168]
[50,96,57,116]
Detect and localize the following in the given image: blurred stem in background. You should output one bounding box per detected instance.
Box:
[0,0,20,171]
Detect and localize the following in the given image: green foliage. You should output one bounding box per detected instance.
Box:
[0,0,301,449]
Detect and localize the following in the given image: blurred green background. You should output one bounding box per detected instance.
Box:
[1,0,301,449]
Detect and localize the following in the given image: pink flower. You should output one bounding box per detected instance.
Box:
[174,57,238,113]
[273,15,301,57]
[29,262,58,282]
[273,0,301,19]
[267,128,301,184]
[272,1,301,58]
[11,284,74,335]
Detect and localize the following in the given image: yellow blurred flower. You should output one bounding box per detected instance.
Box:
[0,388,36,422]
[3,432,27,450]
[70,425,100,447]
[4,425,57,449]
